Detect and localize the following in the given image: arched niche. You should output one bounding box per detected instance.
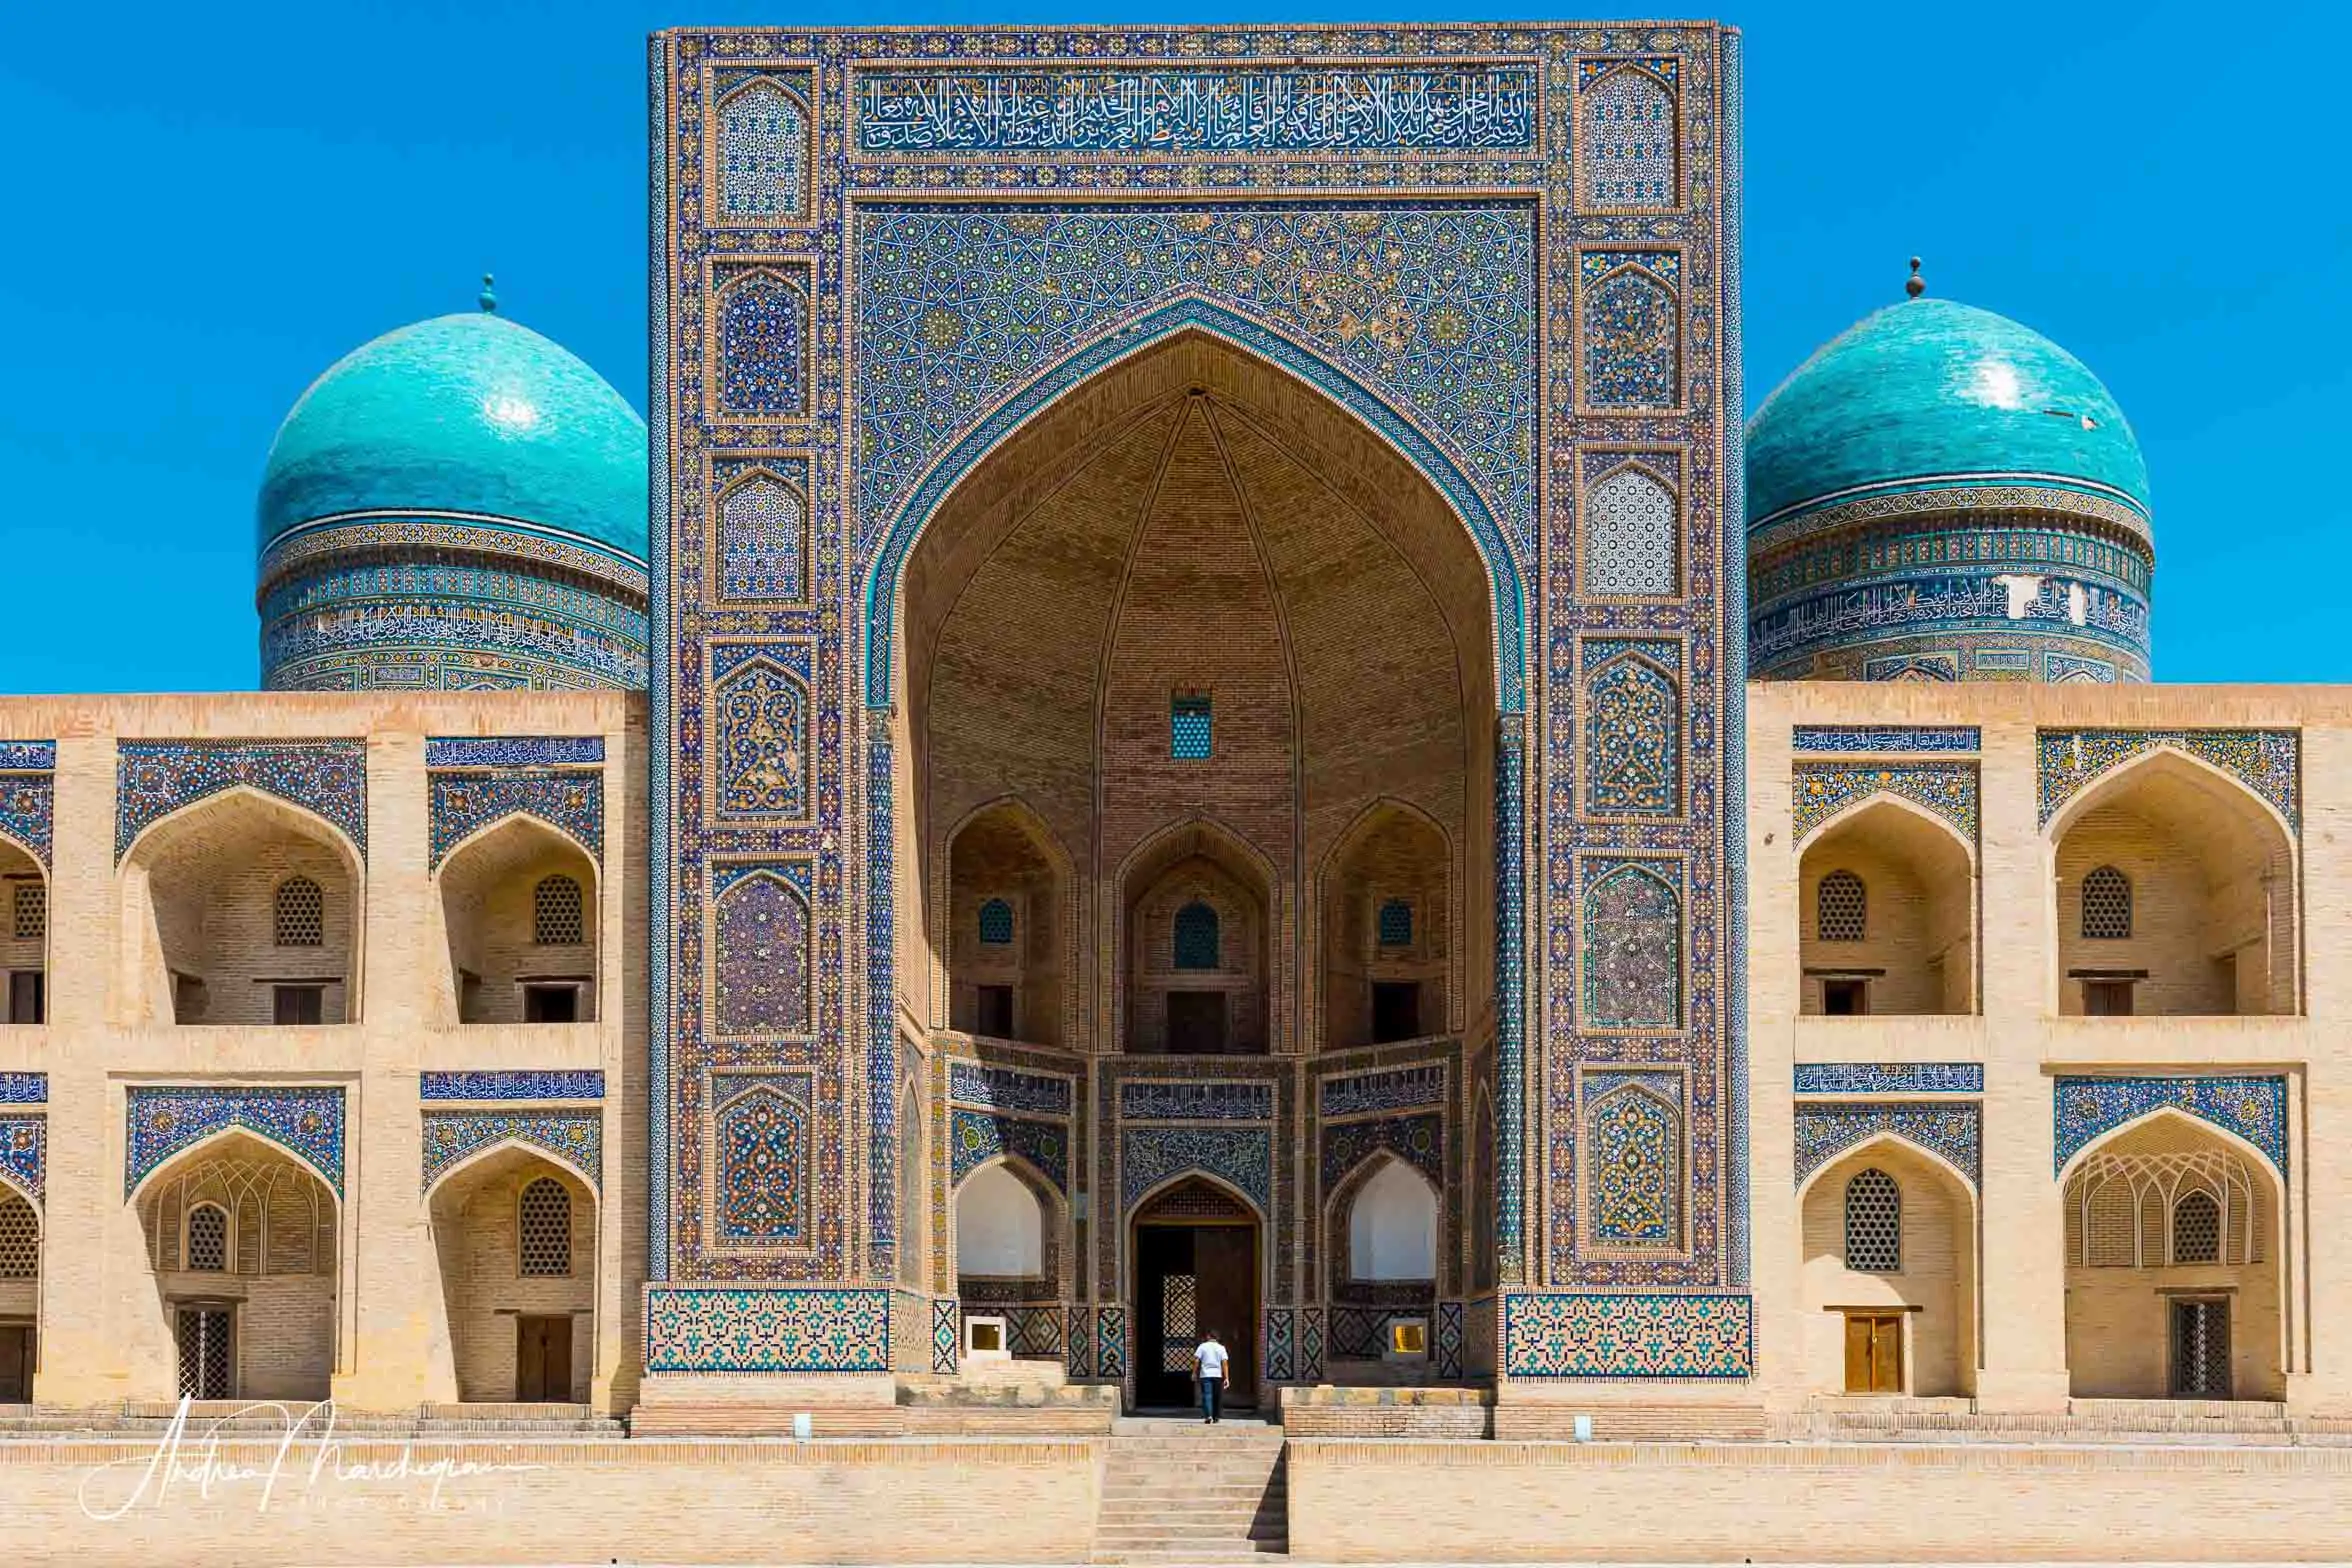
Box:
[426,1144,597,1403]
[1796,1136,1976,1397]
[1798,795,1976,1016]
[1120,821,1272,1056]
[1320,801,1454,1049]
[2060,1110,2284,1399]
[1343,1157,1439,1283]
[134,1128,339,1401]
[0,833,46,1025]
[943,800,1067,1045]
[2050,751,2297,1017]
[118,789,363,1026]
[436,815,600,1026]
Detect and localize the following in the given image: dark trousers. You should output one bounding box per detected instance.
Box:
[1200,1375,1223,1420]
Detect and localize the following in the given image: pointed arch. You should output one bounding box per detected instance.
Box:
[1798,791,1978,1016]
[1796,786,1978,866]
[2045,742,2298,851]
[712,75,810,222]
[118,782,363,879]
[1585,1082,1680,1247]
[1129,1167,1268,1226]
[1797,1127,1981,1205]
[127,1122,344,1209]
[1584,645,1679,816]
[1582,861,1681,1029]
[1580,259,1679,411]
[713,1080,811,1244]
[712,655,811,821]
[1116,816,1278,1055]
[421,1133,602,1204]
[435,813,600,1026]
[2058,1103,2287,1192]
[1327,1151,1440,1284]
[939,795,1075,1046]
[863,301,1526,716]
[714,467,811,603]
[1582,460,1679,596]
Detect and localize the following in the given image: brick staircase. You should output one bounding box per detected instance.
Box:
[1092,1418,1287,1562]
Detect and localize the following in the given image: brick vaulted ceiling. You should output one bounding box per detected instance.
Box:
[902,330,1498,970]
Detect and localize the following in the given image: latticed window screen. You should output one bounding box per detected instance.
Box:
[1173,902,1220,970]
[517,1177,573,1277]
[1815,870,1867,942]
[2172,1189,2222,1265]
[0,1196,36,1278]
[977,898,1015,946]
[2081,865,2132,939]
[533,875,585,946]
[1160,1273,1199,1372]
[1844,1168,1902,1274]
[1170,695,1213,760]
[273,877,324,947]
[186,1203,229,1272]
[1377,899,1414,947]
[177,1307,232,1400]
[11,883,42,942]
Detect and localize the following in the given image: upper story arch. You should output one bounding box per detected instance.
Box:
[1797,791,1977,1017]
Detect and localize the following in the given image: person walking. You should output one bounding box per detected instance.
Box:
[1194,1329,1229,1424]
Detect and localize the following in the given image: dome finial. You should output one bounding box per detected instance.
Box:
[1905,257,1926,300]
[478,272,498,313]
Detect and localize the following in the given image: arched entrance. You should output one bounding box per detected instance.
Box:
[1132,1178,1260,1408]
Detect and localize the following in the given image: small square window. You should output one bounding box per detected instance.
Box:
[1377,899,1414,948]
[273,985,324,1026]
[6,972,42,1025]
[524,984,580,1023]
[1821,978,1868,1016]
[1170,695,1213,760]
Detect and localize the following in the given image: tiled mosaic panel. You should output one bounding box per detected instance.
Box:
[126,1086,345,1196]
[1585,640,1679,815]
[2037,729,2299,829]
[644,1286,892,1373]
[712,654,811,820]
[424,736,605,768]
[1502,1291,1753,1378]
[949,1108,1069,1195]
[1319,1065,1446,1117]
[1264,1306,1297,1382]
[1576,58,1677,208]
[711,865,812,1036]
[1792,761,1978,843]
[714,1078,810,1243]
[0,744,55,771]
[1586,1075,1680,1246]
[1583,465,1676,596]
[1435,1298,1467,1379]
[1299,1305,1326,1381]
[0,773,53,867]
[1793,1063,1983,1096]
[714,76,809,221]
[715,267,810,418]
[0,1074,46,1105]
[947,1062,1072,1117]
[1794,1102,1980,1188]
[1120,1126,1274,1218]
[420,1070,605,1102]
[1119,1080,1273,1122]
[1096,1305,1130,1380]
[428,768,605,866]
[1321,1113,1443,1190]
[422,1109,601,1192]
[931,1296,959,1373]
[1582,860,1681,1029]
[1578,251,1679,409]
[1791,726,1980,755]
[718,474,809,602]
[2053,1075,2287,1176]
[0,1116,43,1201]
[115,742,367,860]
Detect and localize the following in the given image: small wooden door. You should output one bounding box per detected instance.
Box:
[516,1314,573,1402]
[0,1326,30,1402]
[1842,1311,1904,1394]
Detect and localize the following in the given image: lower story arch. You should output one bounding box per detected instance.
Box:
[1129,1175,1262,1409]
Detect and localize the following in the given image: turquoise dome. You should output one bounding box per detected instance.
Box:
[257,310,647,564]
[1745,297,2150,534]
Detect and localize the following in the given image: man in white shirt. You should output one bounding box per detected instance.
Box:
[1194,1329,1229,1424]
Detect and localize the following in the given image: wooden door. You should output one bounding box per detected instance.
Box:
[1842,1311,1903,1394]
[0,1327,28,1403]
[516,1315,573,1402]
[1194,1225,1257,1407]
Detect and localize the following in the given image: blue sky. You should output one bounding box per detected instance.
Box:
[1,1,2340,690]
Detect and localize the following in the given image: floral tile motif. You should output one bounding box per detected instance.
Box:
[1793,1062,1982,1096]
[1321,1112,1443,1190]
[712,863,812,1037]
[116,742,367,861]
[644,1285,892,1373]
[1579,251,1680,409]
[1791,761,1978,844]
[419,1070,604,1102]
[0,773,52,867]
[1503,1291,1753,1378]
[127,1086,344,1196]
[0,1116,42,1201]
[1585,1073,1680,1247]
[422,1108,601,1192]
[1794,1102,1981,1188]
[713,1077,809,1244]
[950,1108,1069,1194]
[712,647,811,821]
[1121,1126,1273,1217]
[2036,729,2299,830]
[1582,859,1681,1029]
[1585,640,1679,816]
[428,768,604,866]
[2053,1075,2287,1176]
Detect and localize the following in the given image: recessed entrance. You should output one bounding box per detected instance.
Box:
[516,1313,574,1402]
[2170,1298,2231,1398]
[176,1306,234,1400]
[1133,1179,1257,1409]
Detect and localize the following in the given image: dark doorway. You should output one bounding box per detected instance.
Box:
[1370,981,1421,1043]
[516,1314,574,1401]
[0,1325,30,1402]
[1165,991,1227,1054]
[974,983,1015,1039]
[1132,1179,1257,1408]
[2170,1297,2230,1398]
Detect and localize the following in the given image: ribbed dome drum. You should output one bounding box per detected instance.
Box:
[1745,285,2154,684]
[254,297,649,691]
